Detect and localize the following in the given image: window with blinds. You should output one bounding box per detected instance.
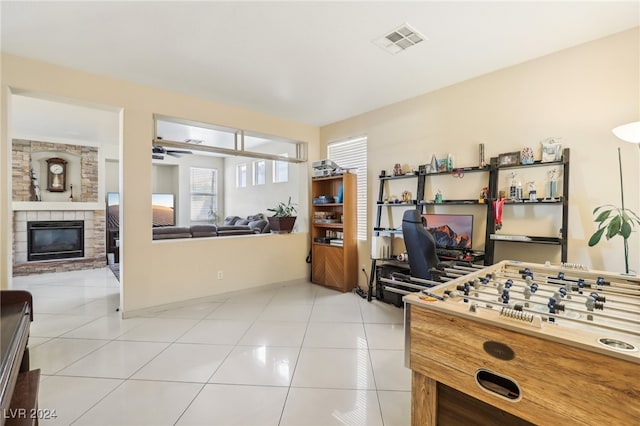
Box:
[328,137,367,240]
[190,167,217,222]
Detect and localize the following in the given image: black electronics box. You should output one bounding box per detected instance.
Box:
[375,264,411,307]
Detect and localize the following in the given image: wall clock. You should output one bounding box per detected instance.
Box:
[46,157,67,192]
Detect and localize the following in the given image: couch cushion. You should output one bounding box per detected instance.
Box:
[223,216,241,226]
[236,219,250,225]
[248,219,269,233]
[246,213,265,222]
[153,226,192,240]
[190,224,217,238]
[216,225,255,236]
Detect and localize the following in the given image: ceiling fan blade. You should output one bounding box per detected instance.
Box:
[153,144,192,158]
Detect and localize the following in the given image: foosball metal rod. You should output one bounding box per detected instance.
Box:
[465,287,640,330]
[477,275,640,312]
[496,270,640,299]
[448,293,639,336]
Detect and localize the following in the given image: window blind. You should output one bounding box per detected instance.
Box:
[328,137,367,240]
[190,167,217,222]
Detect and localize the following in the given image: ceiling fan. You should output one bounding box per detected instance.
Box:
[152,137,193,159]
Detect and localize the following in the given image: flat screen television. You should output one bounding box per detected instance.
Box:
[106,192,175,227]
[422,213,473,250]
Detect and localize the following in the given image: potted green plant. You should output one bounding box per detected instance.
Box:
[267,197,297,233]
[588,205,640,274]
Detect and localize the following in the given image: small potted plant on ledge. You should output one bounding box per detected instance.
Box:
[267,197,297,234]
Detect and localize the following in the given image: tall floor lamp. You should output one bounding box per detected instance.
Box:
[612,121,640,274]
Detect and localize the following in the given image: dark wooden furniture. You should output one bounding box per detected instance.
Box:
[1,291,40,426]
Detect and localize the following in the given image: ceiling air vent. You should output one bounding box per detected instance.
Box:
[373,23,426,54]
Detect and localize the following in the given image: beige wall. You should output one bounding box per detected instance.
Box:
[1,54,320,313]
[321,28,640,284]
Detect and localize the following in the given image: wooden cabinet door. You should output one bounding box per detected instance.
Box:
[312,245,346,289]
[312,245,326,284]
[323,246,345,288]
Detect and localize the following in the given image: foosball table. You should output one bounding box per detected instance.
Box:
[403,260,639,426]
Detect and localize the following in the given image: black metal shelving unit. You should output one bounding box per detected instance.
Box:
[485,148,570,264]
[367,150,570,302]
[368,167,426,301]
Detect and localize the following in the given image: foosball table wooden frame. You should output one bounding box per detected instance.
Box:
[403,260,639,425]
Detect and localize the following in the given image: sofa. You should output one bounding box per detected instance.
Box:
[221,214,271,234]
[152,214,270,240]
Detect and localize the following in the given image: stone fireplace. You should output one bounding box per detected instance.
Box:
[12,139,107,276]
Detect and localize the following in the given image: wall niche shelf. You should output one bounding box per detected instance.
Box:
[12,201,105,211]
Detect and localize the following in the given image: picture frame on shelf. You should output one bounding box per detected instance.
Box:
[498,151,520,166]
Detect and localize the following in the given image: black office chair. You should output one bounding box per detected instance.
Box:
[401,209,441,281]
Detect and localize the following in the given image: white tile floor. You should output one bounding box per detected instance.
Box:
[12,267,411,426]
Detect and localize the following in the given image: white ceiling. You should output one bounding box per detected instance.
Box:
[2,1,639,127]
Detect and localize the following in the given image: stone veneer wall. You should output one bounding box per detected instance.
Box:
[11,139,106,276]
[12,139,99,202]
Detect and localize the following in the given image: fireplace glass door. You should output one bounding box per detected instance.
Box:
[27,220,84,261]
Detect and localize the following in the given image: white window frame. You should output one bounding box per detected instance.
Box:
[190,167,218,222]
[328,137,368,241]
[253,160,266,186]
[272,153,289,183]
[236,163,247,188]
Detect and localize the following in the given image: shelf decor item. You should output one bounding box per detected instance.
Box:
[541,137,563,162]
[498,152,520,166]
[267,196,297,233]
[521,147,534,165]
[29,167,41,201]
[46,157,67,192]
[589,122,640,274]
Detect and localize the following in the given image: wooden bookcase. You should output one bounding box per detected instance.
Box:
[311,173,357,292]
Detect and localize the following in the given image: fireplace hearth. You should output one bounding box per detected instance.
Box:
[27,220,84,261]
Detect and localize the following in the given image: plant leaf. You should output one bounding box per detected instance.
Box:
[627,209,640,223]
[594,209,612,223]
[606,216,621,239]
[588,228,605,246]
[621,220,632,239]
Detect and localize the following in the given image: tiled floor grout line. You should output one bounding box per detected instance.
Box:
[68,378,127,426]
[171,382,209,426]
